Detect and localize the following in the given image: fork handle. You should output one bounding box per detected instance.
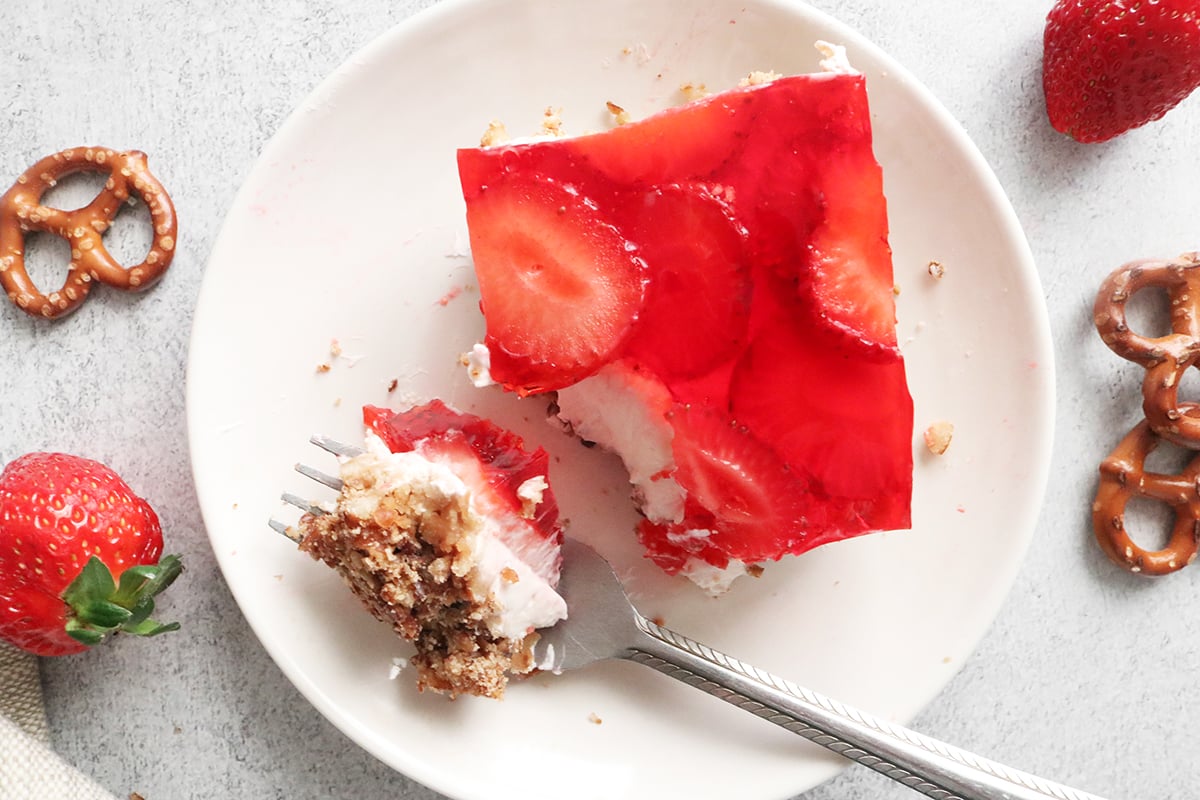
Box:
[626,616,1109,800]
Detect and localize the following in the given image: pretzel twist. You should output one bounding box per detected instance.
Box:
[1094,253,1200,447]
[0,147,177,319]
[1093,417,1200,575]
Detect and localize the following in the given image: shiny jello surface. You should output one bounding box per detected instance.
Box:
[457,73,912,572]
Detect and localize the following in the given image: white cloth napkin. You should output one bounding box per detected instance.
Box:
[0,643,118,800]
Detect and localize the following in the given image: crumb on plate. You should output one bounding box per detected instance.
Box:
[923,421,954,455]
[480,119,510,147]
[679,82,709,102]
[606,100,632,125]
[739,70,782,87]
[541,107,565,136]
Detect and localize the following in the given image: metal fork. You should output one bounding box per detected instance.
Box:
[273,439,1109,800]
[537,537,1110,800]
[268,435,364,541]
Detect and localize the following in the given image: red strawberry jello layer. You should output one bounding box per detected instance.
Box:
[294,400,566,698]
[457,47,913,593]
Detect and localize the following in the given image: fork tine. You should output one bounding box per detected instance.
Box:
[310,435,364,458]
[270,436,361,542]
[295,462,343,490]
[282,491,326,515]
[268,517,304,543]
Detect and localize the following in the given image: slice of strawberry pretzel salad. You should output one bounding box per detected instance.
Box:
[458,42,914,594]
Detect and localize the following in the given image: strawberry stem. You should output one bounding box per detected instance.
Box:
[60,555,183,647]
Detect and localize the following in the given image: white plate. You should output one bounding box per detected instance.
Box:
[187,1,1053,798]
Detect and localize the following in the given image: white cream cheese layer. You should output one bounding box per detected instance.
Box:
[464,353,745,593]
[470,525,565,640]
[815,40,856,75]
[554,362,685,524]
[679,557,748,596]
[465,343,495,388]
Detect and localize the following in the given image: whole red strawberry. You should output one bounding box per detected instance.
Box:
[1044,0,1200,142]
[0,452,182,656]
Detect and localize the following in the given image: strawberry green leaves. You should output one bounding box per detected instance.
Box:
[61,554,184,646]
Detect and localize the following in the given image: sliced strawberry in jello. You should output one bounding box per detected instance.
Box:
[700,74,895,354]
[730,317,912,534]
[365,402,562,574]
[459,171,647,396]
[658,404,825,566]
[366,399,548,480]
[617,184,751,381]
[804,147,898,356]
[637,512,719,575]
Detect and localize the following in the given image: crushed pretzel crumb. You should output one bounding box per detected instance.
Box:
[746,564,765,578]
[893,284,902,296]
[928,260,945,279]
[588,712,603,725]
[500,567,520,584]
[923,421,954,455]
[330,338,342,358]
[316,363,331,374]
[606,101,632,126]
[480,120,510,147]
[679,82,709,102]
[517,475,549,519]
[541,107,565,137]
[739,70,782,87]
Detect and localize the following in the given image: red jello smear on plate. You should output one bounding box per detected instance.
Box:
[456,72,913,578]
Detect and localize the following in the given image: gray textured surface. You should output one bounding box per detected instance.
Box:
[1,1,1196,798]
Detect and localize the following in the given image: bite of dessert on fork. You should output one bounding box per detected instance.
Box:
[272,401,566,699]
